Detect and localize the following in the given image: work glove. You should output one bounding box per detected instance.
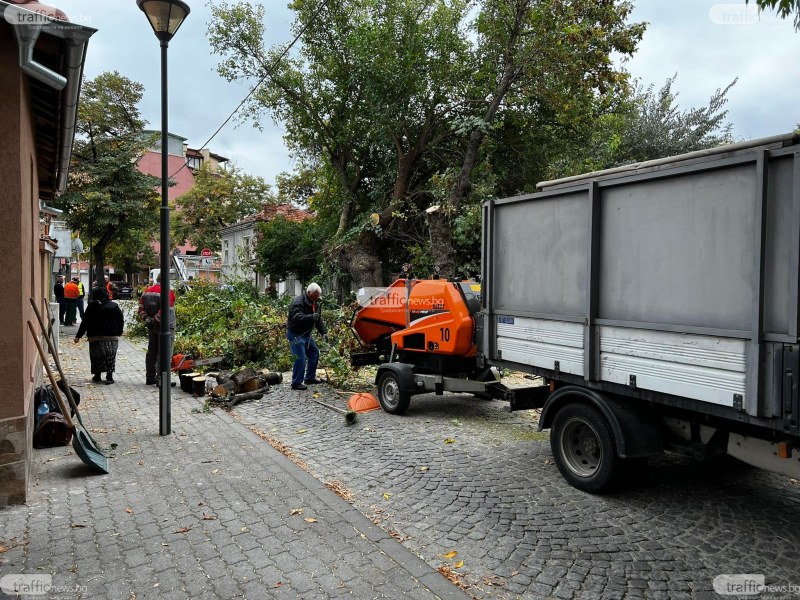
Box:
[312,313,320,322]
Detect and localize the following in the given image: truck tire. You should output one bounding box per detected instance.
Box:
[377,371,411,415]
[550,403,618,493]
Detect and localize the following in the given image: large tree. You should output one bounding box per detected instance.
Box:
[172,163,271,252]
[427,0,645,275]
[56,71,159,281]
[209,0,645,284]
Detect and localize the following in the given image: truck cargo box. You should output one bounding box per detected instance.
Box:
[482,133,800,439]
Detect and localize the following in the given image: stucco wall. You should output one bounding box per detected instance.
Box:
[0,25,43,505]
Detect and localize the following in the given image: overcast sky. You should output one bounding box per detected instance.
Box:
[54,0,799,185]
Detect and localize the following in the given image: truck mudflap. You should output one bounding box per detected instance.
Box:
[503,384,551,411]
[540,386,664,459]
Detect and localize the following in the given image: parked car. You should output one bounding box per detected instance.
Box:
[113,281,133,300]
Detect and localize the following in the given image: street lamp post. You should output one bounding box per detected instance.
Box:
[137,0,190,436]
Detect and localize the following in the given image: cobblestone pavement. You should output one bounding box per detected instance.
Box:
[232,371,800,600]
[0,330,468,600]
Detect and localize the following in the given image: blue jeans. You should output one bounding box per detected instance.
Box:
[287,331,319,386]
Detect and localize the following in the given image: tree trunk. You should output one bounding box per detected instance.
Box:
[332,229,384,288]
[427,210,458,279]
[431,2,529,276]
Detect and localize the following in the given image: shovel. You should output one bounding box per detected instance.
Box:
[28,321,110,474]
[31,299,109,453]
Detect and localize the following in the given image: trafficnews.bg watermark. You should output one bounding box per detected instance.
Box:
[714,574,800,597]
[0,574,88,598]
[709,3,789,26]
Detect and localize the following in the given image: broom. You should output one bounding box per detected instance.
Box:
[310,397,358,425]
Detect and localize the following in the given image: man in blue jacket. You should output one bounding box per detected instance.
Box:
[286,283,327,390]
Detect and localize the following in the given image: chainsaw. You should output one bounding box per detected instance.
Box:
[171,353,224,372]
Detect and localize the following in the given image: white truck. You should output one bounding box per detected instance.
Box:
[481,133,800,492]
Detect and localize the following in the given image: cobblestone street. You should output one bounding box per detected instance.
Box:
[233,382,800,599]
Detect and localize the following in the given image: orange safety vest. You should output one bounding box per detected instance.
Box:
[64,282,80,299]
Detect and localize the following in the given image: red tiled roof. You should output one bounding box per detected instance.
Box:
[235,204,314,227]
[260,204,314,223]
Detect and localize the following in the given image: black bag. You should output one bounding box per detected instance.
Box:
[34,383,79,417]
[33,412,72,448]
[56,380,80,411]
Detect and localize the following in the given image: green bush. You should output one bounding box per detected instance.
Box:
[143,280,364,386]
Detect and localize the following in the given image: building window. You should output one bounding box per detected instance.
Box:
[187,156,202,170]
[223,240,229,265]
[242,236,250,259]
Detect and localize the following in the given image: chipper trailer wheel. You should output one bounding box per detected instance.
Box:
[377,370,411,415]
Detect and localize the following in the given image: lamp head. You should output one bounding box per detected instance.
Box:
[137,0,190,42]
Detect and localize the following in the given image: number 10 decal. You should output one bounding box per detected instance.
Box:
[440,327,450,342]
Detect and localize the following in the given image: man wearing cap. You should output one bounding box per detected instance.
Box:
[286,282,327,390]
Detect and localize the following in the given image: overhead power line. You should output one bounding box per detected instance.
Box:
[169,0,332,180]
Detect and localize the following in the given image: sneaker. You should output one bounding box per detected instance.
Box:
[105,378,115,385]
[303,377,325,385]
[145,379,157,385]
[92,374,102,382]
[291,383,308,391]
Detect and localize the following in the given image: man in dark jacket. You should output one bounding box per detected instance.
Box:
[138,274,176,386]
[53,275,65,324]
[286,283,327,390]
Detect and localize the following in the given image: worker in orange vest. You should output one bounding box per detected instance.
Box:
[63,277,81,325]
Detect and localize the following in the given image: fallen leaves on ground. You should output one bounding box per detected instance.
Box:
[70,523,86,529]
[125,508,133,514]
[454,560,464,568]
[444,438,455,444]
[382,492,391,500]
[304,517,317,523]
[388,530,409,542]
[437,565,467,590]
[325,480,353,502]
[483,575,506,587]
[201,514,217,521]
[289,508,304,516]
[442,550,458,558]
[174,527,191,534]
[419,466,429,471]
[296,428,307,434]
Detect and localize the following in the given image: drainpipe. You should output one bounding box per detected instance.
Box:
[12,23,67,90]
[55,38,88,193]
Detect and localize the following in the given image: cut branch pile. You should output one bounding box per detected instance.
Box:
[208,369,283,408]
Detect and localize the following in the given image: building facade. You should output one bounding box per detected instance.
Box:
[0,0,94,506]
[219,204,314,296]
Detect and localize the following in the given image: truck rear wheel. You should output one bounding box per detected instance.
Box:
[550,403,618,493]
[377,371,411,415]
